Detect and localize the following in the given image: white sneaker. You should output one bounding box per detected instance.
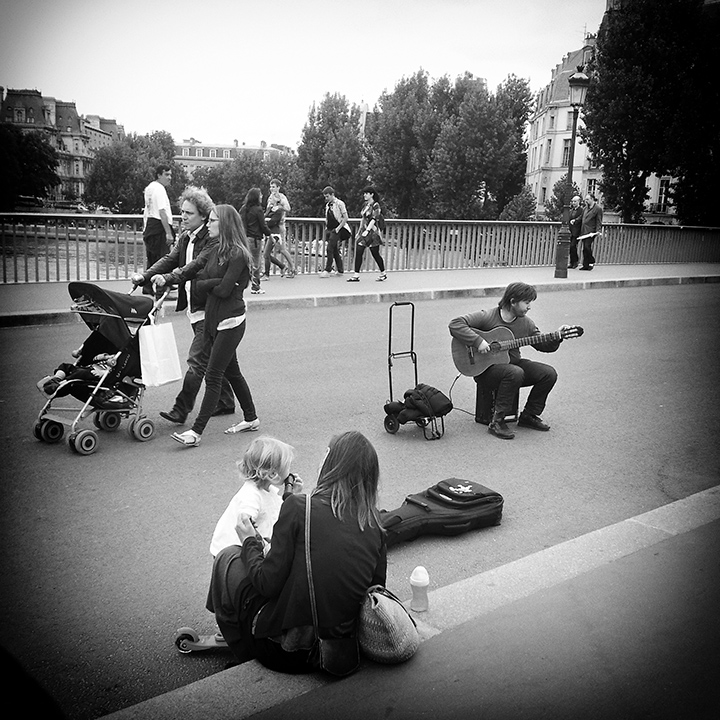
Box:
[225,418,260,434]
[250,288,265,294]
[319,271,330,278]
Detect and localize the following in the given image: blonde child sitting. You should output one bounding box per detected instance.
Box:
[210,436,302,557]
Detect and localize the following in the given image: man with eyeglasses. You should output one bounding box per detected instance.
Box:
[132,186,235,423]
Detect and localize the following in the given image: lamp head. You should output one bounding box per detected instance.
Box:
[568,70,590,107]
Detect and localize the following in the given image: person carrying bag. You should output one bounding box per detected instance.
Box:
[138,303,182,387]
[209,432,387,674]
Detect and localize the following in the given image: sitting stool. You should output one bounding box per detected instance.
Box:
[474,375,519,425]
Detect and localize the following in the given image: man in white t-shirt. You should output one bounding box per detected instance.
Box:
[142,165,175,288]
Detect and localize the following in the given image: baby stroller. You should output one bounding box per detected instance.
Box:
[33,282,167,455]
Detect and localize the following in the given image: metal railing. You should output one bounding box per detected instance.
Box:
[2,213,719,283]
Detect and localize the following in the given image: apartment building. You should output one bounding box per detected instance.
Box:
[175,138,291,178]
[0,87,124,203]
[525,38,675,224]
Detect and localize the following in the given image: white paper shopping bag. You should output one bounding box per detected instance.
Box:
[138,322,182,387]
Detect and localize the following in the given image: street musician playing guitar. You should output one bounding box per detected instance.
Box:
[449,281,583,440]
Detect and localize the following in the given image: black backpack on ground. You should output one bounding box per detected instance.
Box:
[380,479,504,548]
[384,383,453,424]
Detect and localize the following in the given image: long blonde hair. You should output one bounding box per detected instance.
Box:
[214,204,252,268]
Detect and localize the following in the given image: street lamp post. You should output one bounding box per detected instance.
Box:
[554,70,590,279]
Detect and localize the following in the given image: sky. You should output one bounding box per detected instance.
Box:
[0,0,607,150]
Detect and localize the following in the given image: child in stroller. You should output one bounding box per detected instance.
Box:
[33,282,160,454]
[36,335,129,406]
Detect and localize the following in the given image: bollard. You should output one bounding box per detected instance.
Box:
[410,565,429,612]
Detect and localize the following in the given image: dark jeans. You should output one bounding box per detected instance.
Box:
[263,237,285,275]
[143,225,169,295]
[191,322,257,435]
[323,230,344,273]
[353,244,385,273]
[249,237,263,290]
[207,545,314,672]
[475,359,557,419]
[173,319,234,419]
[581,236,596,268]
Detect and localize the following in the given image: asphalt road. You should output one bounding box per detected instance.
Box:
[1,284,719,719]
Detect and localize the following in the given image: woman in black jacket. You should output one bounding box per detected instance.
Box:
[153,204,260,446]
[239,187,273,295]
[207,431,387,671]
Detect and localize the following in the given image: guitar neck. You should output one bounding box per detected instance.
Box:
[497,331,560,351]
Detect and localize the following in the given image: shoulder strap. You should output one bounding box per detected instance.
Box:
[304,496,320,634]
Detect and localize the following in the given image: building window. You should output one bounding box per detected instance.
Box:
[586,179,598,198]
[544,139,552,165]
[541,187,547,205]
[210,149,217,158]
[14,107,26,122]
[561,139,571,167]
[223,149,230,159]
[549,114,555,130]
[182,147,189,156]
[566,112,573,131]
[658,178,671,212]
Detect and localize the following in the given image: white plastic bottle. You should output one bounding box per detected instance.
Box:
[410,565,430,612]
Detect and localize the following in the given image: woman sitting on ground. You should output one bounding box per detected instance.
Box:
[207,430,387,671]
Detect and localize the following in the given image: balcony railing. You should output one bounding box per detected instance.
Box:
[1,213,719,283]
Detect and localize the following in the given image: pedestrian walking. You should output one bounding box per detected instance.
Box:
[240,188,273,294]
[578,194,603,271]
[319,186,350,277]
[347,186,387,282]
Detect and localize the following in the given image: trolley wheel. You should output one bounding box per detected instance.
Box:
[33,422,44,440]
[384,414,400,434]
[96,411,122,432]
[69,429,98,456]
[40,420,64,444]
[416,418,429,428]
[175,627,200,654]
[131,417,155,442]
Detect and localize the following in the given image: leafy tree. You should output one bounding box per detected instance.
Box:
[366,70,532,220]
[85,131,187,213]
[498,186,537,221]
[427,74,521,219]
[492,75,533,212]
[544,174,582,222]
[84,141,138,212]
[582,0,709,223]
[365,70,445,218]
[295,94,367,216]
[0,125,60,210]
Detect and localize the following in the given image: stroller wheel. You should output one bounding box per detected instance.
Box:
[384,414,400,434]
[130,417,155,442]
[69,429,98,456]
[95,411,122,432]
[39,420,64,444]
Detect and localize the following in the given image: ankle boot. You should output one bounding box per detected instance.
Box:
[488,413,515,440]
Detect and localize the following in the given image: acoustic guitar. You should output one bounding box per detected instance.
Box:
[451,325,584,377]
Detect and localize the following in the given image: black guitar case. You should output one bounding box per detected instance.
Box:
[380,479,504,548]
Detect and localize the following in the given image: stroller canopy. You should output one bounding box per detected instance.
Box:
[68,282,154,321]
[68,282,154,348]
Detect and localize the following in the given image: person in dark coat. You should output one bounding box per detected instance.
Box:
[206,431,387,672]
